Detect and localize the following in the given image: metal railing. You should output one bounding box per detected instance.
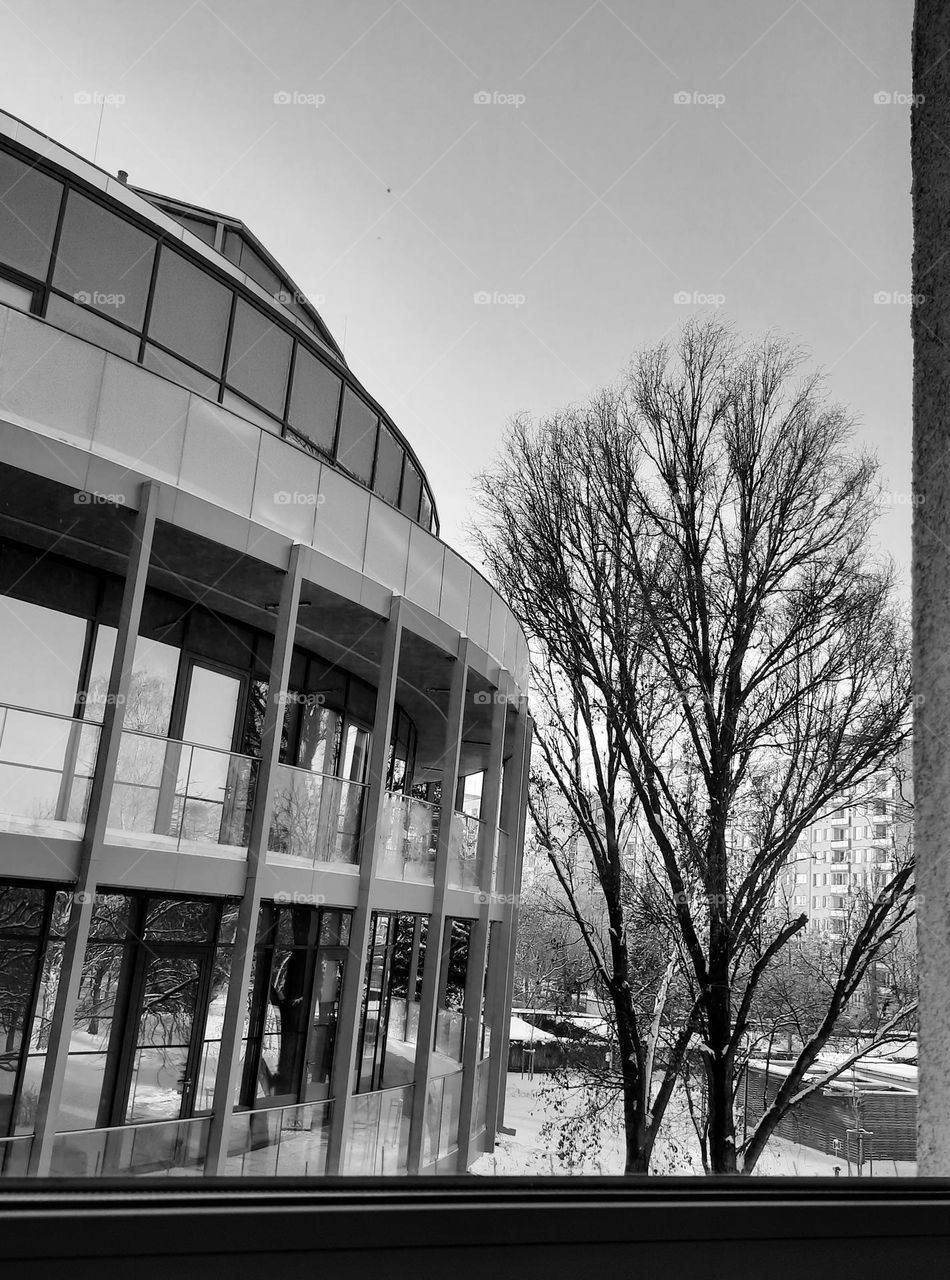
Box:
[0,702,100,830]
[106,728,258,854]
[267,761,366,866]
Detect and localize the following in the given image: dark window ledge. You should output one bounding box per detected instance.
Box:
[1,1177,950,1278]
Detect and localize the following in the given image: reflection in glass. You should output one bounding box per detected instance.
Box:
[146,246,231,373]
[373,423,403,503]
[227,297,292,416]
[288,345,341,454]
[53,190,155,328]
[0,597,86,715]
[337,388,378,483]
[0,152,63,279]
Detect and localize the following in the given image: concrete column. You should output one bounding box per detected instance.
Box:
[456,681,508,1169]
[28,482,160,1176]
[913,0,950,1176]
[406,639,470,1174]
[205,543,305,1175]
[486,698,533,1142]
[324,597,404,1174]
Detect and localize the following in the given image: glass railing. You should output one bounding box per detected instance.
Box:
[49,1114,210,1177]
[435,1005,465,1061]
[448,811,482,890]
[225,1100,331,1176]
[267,762,365,866]
[0,702,100,833]
[474,1058,491,1135]
[422,1070,463,1172]
[378,792,440,883]
[343,1084,413,1175]
[105,729,257,855]
[493,829,511,894]
[0,1133,33,1177]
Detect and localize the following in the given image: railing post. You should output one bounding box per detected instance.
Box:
[324,596,405,1174]
[28,481,160,1176]
[457,678,509,1169]
[204,542,305,1175]
[485,697,532,1145]
[406,639,470,1174]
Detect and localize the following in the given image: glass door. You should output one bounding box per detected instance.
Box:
[123,945,209,1122]
[176,661,247,846]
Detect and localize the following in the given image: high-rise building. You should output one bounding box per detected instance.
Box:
[0,112,532,1179]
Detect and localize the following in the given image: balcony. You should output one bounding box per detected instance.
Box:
[50,1114,210,1178]
[829,838,850,849]
[0,702,100,838]
[226,1100,331,1176]
[377,793,441,883]
[267,761,365,867]
[105,729,257,857]
[343,1084,412,1176]
[448,811,483,891]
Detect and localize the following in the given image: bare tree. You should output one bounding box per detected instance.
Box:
[475,318,914,1174]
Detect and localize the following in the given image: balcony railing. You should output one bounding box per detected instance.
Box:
[422,1070,463,1172]
[378,792,441,883]
[0,702,100,834]
[50,1114,210,1177]
[343,1084,413,1176]
[0,1133,33,1177]
[267,761,365,866]
[226,1100,331,1176]
[447,811,483,890]
[105,729,257,855]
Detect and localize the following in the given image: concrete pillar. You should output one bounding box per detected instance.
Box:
[457,681,508,1169]
[406,639,470,1174]
[486,698,532,1141]
[28,482,159,1176]
[205,542,305,1175]
[324,597,404,1174]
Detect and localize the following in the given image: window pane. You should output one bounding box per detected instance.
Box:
[240,243,280,296]
[0,151,63,280]
[337,388,377,484]
[53,191,155,328]
[143,344,219,397]
[288,346,341,453]
[0,276,35,312]
[127,635,180,735]
[45,294,141,359]
[399,460,422,520]
[419,487,433,531]
[0,596,86,714]
[146,247,231,374]
[226,298,292,416]
[373,424,403,504]
[177,214,215,246]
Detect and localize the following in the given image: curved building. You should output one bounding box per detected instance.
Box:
[0,111,531,1178]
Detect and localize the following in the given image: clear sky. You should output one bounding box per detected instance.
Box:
[0,0,915,579]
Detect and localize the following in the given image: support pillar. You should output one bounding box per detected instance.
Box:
[324,596,405,1174]
[28,482,159,1176]
[406,639,470,1174]
[205,542,305,1174]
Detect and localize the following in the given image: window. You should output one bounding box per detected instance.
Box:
[242,902,350,1105]
[52,190,155,329]
[0,596,87,715]
[337,388,378,484]
[0,275,37,312]
[146,246,232,375]
[419,487,434,531]
[356,911,429,1093]
[399,458,422,521]
[434,919,472,1063]
[287,345,342,454]
[0,151,63,280]
[226,297,292,416]
[0,882,58,1138]
[373,423,403,504]
[176,214,216,246]
[143,345,220,396]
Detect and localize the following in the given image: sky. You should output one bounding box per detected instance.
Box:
[0,0,916,579]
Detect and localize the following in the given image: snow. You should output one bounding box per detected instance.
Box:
[509,1016,557,1043]
[470,1074,918,1178]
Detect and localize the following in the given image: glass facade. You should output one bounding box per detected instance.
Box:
[0,137,438,534]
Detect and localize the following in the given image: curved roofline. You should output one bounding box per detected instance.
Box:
[0,108,440,536]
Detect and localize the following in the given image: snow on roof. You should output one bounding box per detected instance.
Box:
[509,1015,557,1043]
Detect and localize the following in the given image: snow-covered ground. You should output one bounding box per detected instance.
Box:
[470,1074,916,1178]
